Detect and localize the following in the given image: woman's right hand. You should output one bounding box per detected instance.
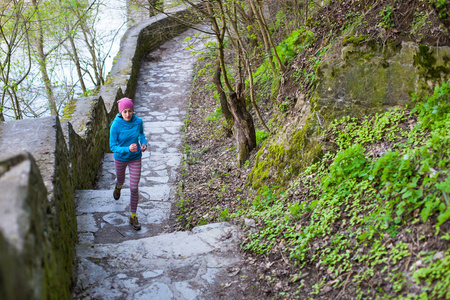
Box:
[129,143,138,152]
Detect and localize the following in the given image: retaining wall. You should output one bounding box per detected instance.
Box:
[0,5,201,299]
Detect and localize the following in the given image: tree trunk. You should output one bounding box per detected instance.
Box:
[207,1,233,93]
[248,0,276,74]
[32,0,58,116]
[1,0,34,119]
[36,49,58,116]
[228,92,256,166]
[224,5,271,134]
[68,33,87,95]
[8,88,23,119]
[212,60,233,128]
[255,1,285,72]
[184,0,257,166]
[80,23,102,86]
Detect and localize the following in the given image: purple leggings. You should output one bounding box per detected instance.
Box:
[114,158,142,213]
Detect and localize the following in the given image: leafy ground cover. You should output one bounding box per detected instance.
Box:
[236,82,450,299]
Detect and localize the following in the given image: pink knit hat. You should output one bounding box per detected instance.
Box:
[118,97,134,113]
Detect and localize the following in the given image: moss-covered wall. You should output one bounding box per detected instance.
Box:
[61,96,110,189]
[0,120,74,299]
[249,41,450,190]
[317,41,450,117]
[0,4,200,299]
[0,153,48,300]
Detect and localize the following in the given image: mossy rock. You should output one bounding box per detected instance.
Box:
[413,44,450,89]
[248,115,323,190]
[60,99,77,121]
[342,34,369,46]
[317,41,450,118]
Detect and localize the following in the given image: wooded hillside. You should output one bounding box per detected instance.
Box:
[177,1,450,298]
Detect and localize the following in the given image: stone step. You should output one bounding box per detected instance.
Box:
[75,187,172,244]
[75,222,242,299]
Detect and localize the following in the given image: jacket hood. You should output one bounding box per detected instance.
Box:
[110,113,138,127]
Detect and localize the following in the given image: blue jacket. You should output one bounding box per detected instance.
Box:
[110,113,147,162]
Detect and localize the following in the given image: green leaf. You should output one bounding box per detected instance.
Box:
[420,201,434,223]
[402,190,413,199]
[436,176,450,193]
[396,206,405,217]
[441,233,450,240]
[437,207,450,227]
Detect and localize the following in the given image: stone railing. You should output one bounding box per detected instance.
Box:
[0,4,202,299]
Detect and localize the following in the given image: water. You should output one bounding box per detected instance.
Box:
[97,0,128,75]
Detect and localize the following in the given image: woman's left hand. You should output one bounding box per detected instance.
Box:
[141,144,147,152]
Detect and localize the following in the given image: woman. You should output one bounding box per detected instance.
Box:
[109,97,147,230]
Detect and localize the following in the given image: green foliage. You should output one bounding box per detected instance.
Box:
[175,197,194,229]
[410,12,431,37]
[253,28,316,98]
[291,37,330,93]
[430,0,449,19]
[342,11,363,34]
[205,106,223,122]
[328,108,408,151]
[412,248,450,299]
[378,5,395,29]
[1,0,98,118]
[83,88,95,97]
[184,33,215,58]
[278,97,293,115]
[218,207,230,221]
[276,28,315,65]
[321,144,367,190]
[273,10,287,31]
[256,130,269,146]
[240,80,450,297]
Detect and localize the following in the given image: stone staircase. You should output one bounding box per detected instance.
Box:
[73,27,244,300]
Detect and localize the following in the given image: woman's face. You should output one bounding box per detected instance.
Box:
[121,108,133,121]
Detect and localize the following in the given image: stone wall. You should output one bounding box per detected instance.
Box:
[0,4,202,299]
[0,152,51,300]
[0,116,75,299]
